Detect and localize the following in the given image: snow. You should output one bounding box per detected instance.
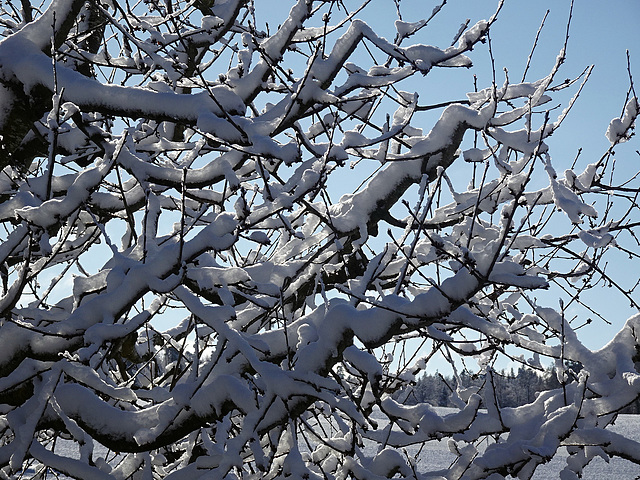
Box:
[544,159,598,224]
[54,383,159,445]
[201,15,224,30]
[606,97,638,144]
[463,147,490,162]
[29,411,640,479]
[578,229,615,248]
[394,19,427,40]
[488,260,549,289]
[59,360,137,402]
[1,0,640,478]
[17,158,113,228]
[30,441,114,480]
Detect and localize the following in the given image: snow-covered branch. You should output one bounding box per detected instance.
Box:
[0,0,638,478]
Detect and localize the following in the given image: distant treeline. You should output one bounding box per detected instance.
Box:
[397,365,640,414]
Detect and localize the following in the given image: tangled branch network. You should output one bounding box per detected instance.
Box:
[0,0,638,478]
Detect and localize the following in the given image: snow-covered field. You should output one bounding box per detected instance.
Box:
[26,409,640,478]
[531,415,640,479]
[406,417,640,479]
[363,408,640,479]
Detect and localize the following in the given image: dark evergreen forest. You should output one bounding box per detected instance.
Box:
[398,365,640,414]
